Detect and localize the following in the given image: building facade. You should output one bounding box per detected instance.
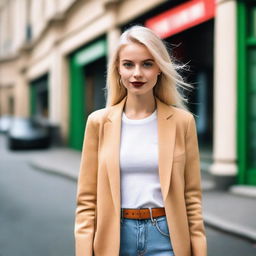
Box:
[0,0,255,187]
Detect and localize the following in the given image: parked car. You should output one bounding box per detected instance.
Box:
[0,115,12,133]
[7,117,51,150]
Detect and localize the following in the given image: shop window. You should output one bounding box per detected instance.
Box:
[249,7,256,38]
[84,57,106,114]
[248,5,256,169]
[168,20,214,151]
[248,48,256,168]
[30,74,49,119]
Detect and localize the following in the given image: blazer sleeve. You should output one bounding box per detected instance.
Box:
[184,115,207,256]
[74,114,98,256]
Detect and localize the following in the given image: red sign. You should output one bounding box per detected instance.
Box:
[145,0,215,38]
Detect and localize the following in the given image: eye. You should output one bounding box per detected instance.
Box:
[123,62,133,68]
[143,62,153,67]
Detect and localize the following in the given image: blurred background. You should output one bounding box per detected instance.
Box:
[0,0,255,255]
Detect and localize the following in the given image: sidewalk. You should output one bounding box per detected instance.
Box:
[28,147,80,181]
[28,146,256,242]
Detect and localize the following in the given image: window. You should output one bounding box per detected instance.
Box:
[248,48,256,168]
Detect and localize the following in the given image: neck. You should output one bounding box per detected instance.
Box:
[124,93,156,115]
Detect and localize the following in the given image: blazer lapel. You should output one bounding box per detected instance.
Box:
[156,98,176,202]
[104,97,127,216]
[104,96,176,216]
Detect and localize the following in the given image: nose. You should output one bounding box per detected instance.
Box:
[133,65,142,78]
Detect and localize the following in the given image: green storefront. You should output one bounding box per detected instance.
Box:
[69,38,107,150]
[237,0,256,185]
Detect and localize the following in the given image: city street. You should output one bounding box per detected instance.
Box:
[0,135,256,255]
[206,226,256,255]
[0,137,76,256]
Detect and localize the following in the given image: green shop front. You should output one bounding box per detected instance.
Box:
[237,0,256,185]
[69,38,107,150]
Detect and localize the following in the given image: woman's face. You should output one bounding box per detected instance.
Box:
[118,43,160,97]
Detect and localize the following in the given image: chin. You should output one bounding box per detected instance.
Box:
[129,90,152,97]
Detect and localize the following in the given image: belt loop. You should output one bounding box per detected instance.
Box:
[148,207,156,225]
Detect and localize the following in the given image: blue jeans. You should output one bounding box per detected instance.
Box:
[120,215,175,256]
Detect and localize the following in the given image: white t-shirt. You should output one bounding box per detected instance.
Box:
[120,109,164,209]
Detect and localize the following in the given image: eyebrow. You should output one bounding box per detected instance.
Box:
[121,59,155,62]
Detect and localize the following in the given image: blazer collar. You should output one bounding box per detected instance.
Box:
[106,96,175,122]
[104,95,176,216]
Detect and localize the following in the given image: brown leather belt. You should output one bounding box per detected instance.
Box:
[121,208,166,220]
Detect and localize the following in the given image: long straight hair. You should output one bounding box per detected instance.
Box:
[105,25,192,110]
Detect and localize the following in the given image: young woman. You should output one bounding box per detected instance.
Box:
[74,25,207,256]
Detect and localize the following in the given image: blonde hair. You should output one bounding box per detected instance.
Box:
[105,25,192,109]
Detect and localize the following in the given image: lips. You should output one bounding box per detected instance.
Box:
[131,82,145,87]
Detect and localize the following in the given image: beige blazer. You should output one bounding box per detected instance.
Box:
[75,96,207,256]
